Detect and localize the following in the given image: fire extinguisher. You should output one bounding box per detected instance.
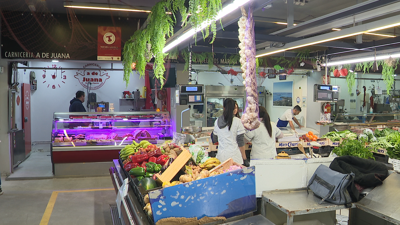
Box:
[322,102,331,114]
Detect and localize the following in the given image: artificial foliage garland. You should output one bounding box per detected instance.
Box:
[123,0,223,87]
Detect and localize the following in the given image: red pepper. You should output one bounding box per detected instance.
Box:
[148,156,157,163]
[148,149,162,158]
[123,162,139,172]
[141,161,148,168]
[129,153,149,164]
[156,155,169,166]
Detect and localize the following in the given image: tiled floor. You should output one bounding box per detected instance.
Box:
[8,144,53,180]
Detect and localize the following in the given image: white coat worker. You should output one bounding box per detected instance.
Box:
[245,106,284,160]
[212,98,249,167]
[277,105,303,131]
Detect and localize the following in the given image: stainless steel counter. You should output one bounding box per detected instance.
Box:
[261,189,348,225]
[350,173,400,225]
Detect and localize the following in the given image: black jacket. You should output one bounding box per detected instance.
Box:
[69,98,86,112]
[330,156,389,188]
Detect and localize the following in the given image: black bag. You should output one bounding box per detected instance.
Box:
[307,164,355,207]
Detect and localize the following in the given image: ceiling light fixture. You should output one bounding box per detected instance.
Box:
[256,31,363,57]
[63,3,151,13]
[365,32,396,38]
[256,14,400,58]
[332,28,341,31]
[324,53,400,66]
[163,0,250,53]
[275,22,297,26]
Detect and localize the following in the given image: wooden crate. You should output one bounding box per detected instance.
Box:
[155,148,192,184]
[209,158,244,173]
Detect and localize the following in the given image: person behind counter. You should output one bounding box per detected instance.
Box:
[245,106,284,160]
[277,105,302,131]
[212,98,249,167]
[69,91,86,112]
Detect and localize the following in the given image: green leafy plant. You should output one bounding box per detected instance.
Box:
[181,49,215,71]
[346,71,356,93]
[381,58,398,94]
[123,0,225,87]
[187,0,222,44]
[333,139,374,159]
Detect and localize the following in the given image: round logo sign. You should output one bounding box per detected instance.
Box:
[103,32,116,45]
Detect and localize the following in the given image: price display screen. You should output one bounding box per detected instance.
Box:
[186,86,198,92]
[189,95,202,103]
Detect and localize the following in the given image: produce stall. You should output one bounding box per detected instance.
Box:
[51,112,172,176]
[110,140,257,225]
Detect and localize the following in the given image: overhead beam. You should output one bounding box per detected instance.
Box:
[256,14,400,57]
[271,0,398,36]
[217,31,361,50]
[191,46,238,54]
[290,1,400,38]
[321,36,400,56]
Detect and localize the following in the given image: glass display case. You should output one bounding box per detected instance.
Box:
[52,111,172,147]
[51,111,172,176]
[329,112,400,131]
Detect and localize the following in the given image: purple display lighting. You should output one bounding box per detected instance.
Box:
[55,127,165,133]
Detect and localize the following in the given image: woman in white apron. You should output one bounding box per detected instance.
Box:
[245,106,284,160]
[212,98,248,166]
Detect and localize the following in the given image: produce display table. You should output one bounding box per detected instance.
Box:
[349,172,400,225]
[261,189,348,225]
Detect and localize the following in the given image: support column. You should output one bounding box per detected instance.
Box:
[287,0,294,28]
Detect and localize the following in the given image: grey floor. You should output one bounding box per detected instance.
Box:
[0,176,115,225]
[8,143,53,180]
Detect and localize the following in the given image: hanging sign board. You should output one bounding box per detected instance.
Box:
[97,26,121,61]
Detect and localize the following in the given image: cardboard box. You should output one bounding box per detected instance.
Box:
[275,141,301,148]
[149,167,256,223]
[301,139,330,147]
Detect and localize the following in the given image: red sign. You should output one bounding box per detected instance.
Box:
[97,26,121,61]
[74,63,110,90]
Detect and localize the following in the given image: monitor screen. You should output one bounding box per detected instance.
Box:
[186,86,198,92]
[98,103,105,108]
[319,85,332,91]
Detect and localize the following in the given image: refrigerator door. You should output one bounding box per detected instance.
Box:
[206,97,224,127]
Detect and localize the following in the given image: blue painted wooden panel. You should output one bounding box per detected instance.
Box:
[149,166,256,223]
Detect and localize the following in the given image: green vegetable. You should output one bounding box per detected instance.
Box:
[359,134,368,142]
[322,130,357,141]
[154,164,162,173]
[145,173,154,177]
[333,139,374,159]
[129,167,146,177]
[146,162,157,173]
[196,150,205,164]
[139,178,158,191]
[136,176,144,181]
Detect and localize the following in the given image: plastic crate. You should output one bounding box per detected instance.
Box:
[389,158,400,172]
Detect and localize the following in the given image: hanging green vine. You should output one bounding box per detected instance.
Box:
[187,0,222,44]
[122,0,225,87]
[182,49,215,71]
[382,59,398,94]
[123,30,150,86]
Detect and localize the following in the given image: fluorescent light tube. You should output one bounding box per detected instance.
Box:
[64,4,151,13]
[324,53,400,66]
[256,14,400,57]
[365,32,396,38]
[163,0,250,53]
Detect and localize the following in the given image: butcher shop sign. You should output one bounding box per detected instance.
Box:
[74,63,110,90]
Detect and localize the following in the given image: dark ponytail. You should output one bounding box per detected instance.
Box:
[259,106,272,137]
[223,98,236,130]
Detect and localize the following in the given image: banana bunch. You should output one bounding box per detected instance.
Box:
[120,140,152,160]
[200,158,221,170]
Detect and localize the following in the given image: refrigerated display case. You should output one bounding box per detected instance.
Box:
[51,111,172,176]
[204,86,246,127]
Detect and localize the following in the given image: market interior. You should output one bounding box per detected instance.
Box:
[1,0,400,225]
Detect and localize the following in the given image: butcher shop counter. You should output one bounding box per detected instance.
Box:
[50,111,172,177]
